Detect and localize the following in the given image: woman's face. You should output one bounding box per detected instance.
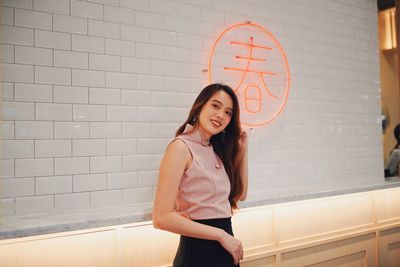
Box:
[197,90,233,139]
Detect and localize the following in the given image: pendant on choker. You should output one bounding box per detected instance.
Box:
[201,139,210,146]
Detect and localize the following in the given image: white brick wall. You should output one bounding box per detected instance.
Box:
[90,156,122,173]
[71,0,103,19]
[54,50,88,69]
[15,158,53,177]
[1,45,14,63]
[0,7,13,25]
[106,139,137,155]
[104,5,134,24]
[35,66,71,85]
[55,157,89,175]
[88,19,120,39]
[107,106,137,121]
[90,122,121,138]
[15,121,53,139]
[15,195,54,215]
[36,175,72,195]
[73,173,107,192]
[35,140,71,158]
[1,25,34,46]
[91,189,123,206]
[73,104,106,121]
[105,38,135,57]
[15,9,52,30]
[36,103,72,121]
[2,63,34,83]
[0,0,383,216]
[2,102,35,120]
[1,82,13,101]
[89,88,121,104]
[55,192,89,210]
[53,14,87,35]
[123,187,154,203]
[1,140,34,159]
[35,30,71,50]
[107,172,138,189]
[89,53,120,72]
[54,122,89,139]
[54,85,88,104]
[15,46,52,66]
[72,34,104,53]
[0,122,13,139]
[72,69,105,87]
[73,139,106,156]
[105,72,136,89]
[122,90,151,105]
[0,159,14,178]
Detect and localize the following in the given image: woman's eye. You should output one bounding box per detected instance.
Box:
[226,111,232,117]
[211,103,219,109]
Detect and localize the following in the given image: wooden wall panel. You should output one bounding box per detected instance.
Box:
[374,188,400,224]
[0,229,116,267]
[122,223,178,267]
[280,234,375,267]
[241,255,275,267]
[233,206,274,255]
[274,194,373,245]
[308,251,365,267]
[378,227,400,267]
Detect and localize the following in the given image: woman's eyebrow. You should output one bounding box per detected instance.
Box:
[210,99,222,104]
[211,99,233,111]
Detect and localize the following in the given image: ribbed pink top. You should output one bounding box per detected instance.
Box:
[173,124,232,220]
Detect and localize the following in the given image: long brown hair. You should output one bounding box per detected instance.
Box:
[176,83,243,210]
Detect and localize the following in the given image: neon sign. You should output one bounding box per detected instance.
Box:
[208,22,291,127]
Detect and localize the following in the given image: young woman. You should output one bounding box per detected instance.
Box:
[152,83,249,267]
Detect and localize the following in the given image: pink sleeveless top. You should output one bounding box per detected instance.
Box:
[173,124,232,220]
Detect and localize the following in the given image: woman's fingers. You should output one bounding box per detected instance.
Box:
[219,232,243,265]
[233,241,243,264]
[237,244,243,262]
[239,130,249,147]
[233,254,239,265]
[232,249,240,265]
[235,253,242,264]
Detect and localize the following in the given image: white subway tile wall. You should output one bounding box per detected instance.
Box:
[0,0,382,216]
[54,191,90,210]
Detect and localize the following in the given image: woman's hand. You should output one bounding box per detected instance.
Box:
[237,130,249,201]
[238,130,249,158]
[219,231,243,265]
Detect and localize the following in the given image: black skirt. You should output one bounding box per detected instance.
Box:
[173,217,240,267]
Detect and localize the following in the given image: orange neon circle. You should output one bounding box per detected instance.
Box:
[208,22,291,127]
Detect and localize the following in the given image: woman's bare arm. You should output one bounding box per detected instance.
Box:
[238,131,249,201]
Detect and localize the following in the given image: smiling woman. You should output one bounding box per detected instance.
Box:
[152,83,249,267]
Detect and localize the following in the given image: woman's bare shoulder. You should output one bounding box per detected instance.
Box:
[165,138,191,159]
[160,138,192,172]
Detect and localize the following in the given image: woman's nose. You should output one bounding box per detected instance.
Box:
[216,110,224,119]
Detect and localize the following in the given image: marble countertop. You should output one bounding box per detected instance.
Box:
[1,177,400,240]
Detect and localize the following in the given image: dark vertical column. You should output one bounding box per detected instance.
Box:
[397,0,399,75]
[396,0,400,118]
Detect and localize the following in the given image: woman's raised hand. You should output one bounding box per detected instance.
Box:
[238,130,249,157]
